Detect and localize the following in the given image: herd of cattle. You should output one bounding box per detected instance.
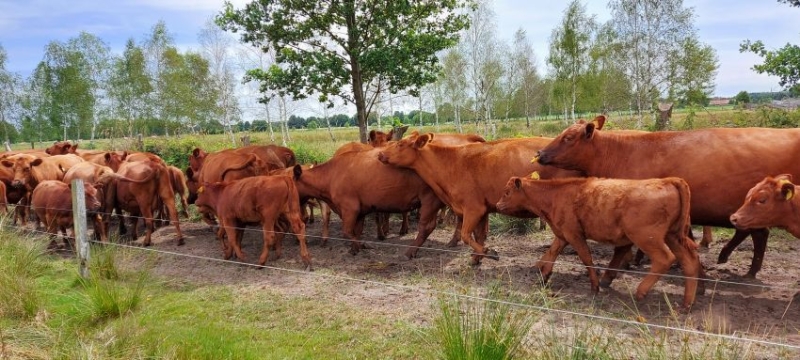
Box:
[2,114,799,309]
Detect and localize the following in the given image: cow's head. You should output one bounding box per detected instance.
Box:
[82,182,102,212]
[104,151,127,172]
[377,132,429,167]
[369,129,394,147]
[2,155,43,188]
[534,115,606,171]
[730,174,798,233]
[189,148,207,173]
[194,182,225,224]
[496,177,528,214]
[185,167,199,204]
[45,141,76,155]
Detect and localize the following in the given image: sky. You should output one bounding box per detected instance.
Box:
[1,0,799,99]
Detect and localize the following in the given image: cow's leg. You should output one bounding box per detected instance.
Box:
[665,236,703,308]
[287,213,312,270]
[404,202,441,259]
[375,213,388,240]
[179,195,190,219]
[461,212,495,265]
[746,228,770,278]
[634,242,676,302]
[258,218,277,266]
[340,208,364,255]
[157,182,184,246]
[216,226,230,258]
[717,229,751,265]
[699,226,714,248]
[600,244,634,288]
[140,206,155,247]
[536,236,569,283]
[568,237,604,294]
[321,201,331,246]
[399,211,409,236]
[446,215,463,247]
[94,214,108,243]
[223,221,246,262]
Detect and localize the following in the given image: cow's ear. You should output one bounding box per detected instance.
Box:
[192,148,200,158]
[31,158,43,167]
[292,164,302,180]
[778,177,795,200]
[387,128,395,139]
[584,122,596,139]
[186,167,194,179]
[414,134,431,149]
[121,151,128,160]
[428,133,435,142]
[514,177,522,189]
[72,144,79,151]
[591,115,606,130]
[368,130,377,143]
[1,160,12,168]
[104,153,111,161]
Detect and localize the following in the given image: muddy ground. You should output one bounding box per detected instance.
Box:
[64,211,800,353]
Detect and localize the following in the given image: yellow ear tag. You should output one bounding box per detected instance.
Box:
[197,186,204,194]
[530,171,540,180]
[530,156,539,164]
[779,179,794,200]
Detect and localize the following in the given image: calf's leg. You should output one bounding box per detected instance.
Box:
[536,236,569,283]
[600,244,634,288]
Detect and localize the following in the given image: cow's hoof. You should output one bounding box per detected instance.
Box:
[305,265,314,272]
[446,239,460,248]
[404,251,417,260]
[485,248,499,261]
[744,272,757,279]
[599,279,612,289]
[716,255,729,264]
[177,238,185,246]
[349,248,360,256]
[143,243,152,247]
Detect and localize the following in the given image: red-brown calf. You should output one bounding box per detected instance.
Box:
[730,174,800,237]
[496,176,703,309]
[194,174,311,268]
[31,180,102,248]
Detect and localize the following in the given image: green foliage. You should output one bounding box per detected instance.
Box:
[142,137,204,169]
[217,0,474,142]
[734,91,751,105]
[430,285,536,360]
[537,121,569,137]
[741,34,800,93]
[290,143,330,165]
[76,248,148,324]
[489,213,541,235]
[680,105,697,130]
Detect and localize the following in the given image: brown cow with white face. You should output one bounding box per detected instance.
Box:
[730,175,800,237]
[31,180,102,248]
[535,116,800,278]
[194,173,311,269]
[496,176,703,309]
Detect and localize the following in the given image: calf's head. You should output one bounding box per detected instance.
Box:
[496,177,530,214]
[534,115,605,170]
[83,182,103,212]
[104,151,128,172]
[377,133,430,167]
[189,148,207,173]
[46,141,76,155]
[730,174,797,231]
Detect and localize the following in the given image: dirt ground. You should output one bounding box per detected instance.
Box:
[97,211,800,352]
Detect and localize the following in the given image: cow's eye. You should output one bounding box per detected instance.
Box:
[758,198,767,204]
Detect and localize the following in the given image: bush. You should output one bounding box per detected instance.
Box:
[290,143,330,164]
[76,247,148,324]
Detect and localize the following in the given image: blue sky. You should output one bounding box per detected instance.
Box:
[1,0,799,97]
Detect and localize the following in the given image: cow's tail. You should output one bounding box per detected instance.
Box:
[220,154,258,180]
[671,178,697,251]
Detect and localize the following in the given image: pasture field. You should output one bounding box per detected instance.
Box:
[4,109,800,359]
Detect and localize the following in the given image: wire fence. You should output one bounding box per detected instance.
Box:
[5,200,800,352]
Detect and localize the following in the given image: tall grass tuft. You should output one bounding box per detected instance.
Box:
[430,285,537,360]
[489,214,541,235]
[0,228,49,319]
[77,247,148,324]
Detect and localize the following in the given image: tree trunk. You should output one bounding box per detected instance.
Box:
[264,103,275,143]
[345,1,368,144]
[655,102,673,131]
[325,115,335,142]
[391,125,409,140]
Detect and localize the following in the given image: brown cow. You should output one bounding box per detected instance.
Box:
[31,180,102,248]
[194,173,311,268]
[497,176,703,308]
[62,162,121,242]
[377,133,578,264]
[1,154,84,189]
[285,148,446,258]
[535,116,800,278]
[45,141,77,155]
[730,174,800,238]
[0,162,27,223]
[113,159,184,246]
[78,150,128,171]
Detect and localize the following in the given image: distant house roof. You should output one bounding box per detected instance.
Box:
[708,98,730,106]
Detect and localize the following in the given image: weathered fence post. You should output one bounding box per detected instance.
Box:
[71,179,89,279]
[240,135,251,147]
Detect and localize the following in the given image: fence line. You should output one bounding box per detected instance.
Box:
[61,237,800,351]
[5,203,799,293]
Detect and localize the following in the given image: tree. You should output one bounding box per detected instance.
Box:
[668,35,718,108]
[42,41,94,141]
[740,0,800,97]
[461,0,501,133]
[609,0,695,127]
[511,29,541,128]
[67,32,111,143]
[441,49,468,132]
[217,0,473,143]
[734,91,751,105]
[109,39,153,138]
[0,44,23,146]
[199,18,240,146]
[548,0,596,121]
[143,21,175,136]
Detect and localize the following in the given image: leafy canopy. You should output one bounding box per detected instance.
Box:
[740,0,800,94]
[216,0,473,105]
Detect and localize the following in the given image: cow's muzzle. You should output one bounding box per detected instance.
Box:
[377,152,389,164]
[11,180,23,188]
[535,150,551,165]
[729,213,745,229]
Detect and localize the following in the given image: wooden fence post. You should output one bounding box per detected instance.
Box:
[71,179,90,279]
